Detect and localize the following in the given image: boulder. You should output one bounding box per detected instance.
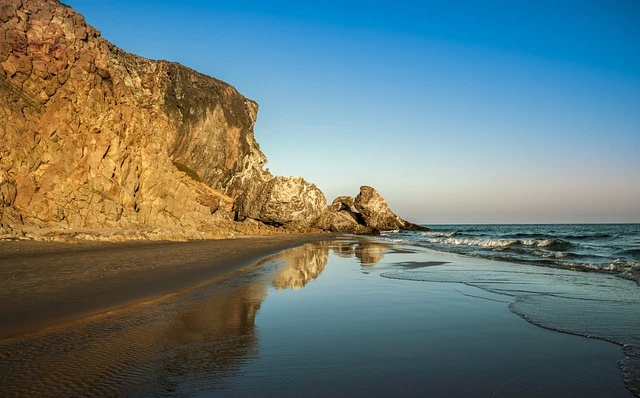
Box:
[354,186,430,231]
[235,176,326,228]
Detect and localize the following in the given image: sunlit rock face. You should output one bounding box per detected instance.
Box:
[235,176,327,229]
[0,0,430,238]
[0,0,269,234]
[354,186,430,232]
[272,242,329,290]
[314,196,375,234]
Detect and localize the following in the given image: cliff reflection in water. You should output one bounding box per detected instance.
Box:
[330,238,390,265]
[0,239,392,396]
[273,242,329,290]
[0,241,333,396]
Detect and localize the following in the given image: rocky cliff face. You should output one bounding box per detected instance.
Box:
[0,0,427,240]
[0,0,274,239]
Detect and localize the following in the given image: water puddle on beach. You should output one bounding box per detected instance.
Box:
[0,239,635,397]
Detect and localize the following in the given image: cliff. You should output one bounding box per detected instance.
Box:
[0,0,427,241]
[0,0,278,239]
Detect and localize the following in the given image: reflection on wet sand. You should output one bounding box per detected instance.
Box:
[330,239,390,265]
[0,242,331,397]
[0,278,267,396]
[273,243,329,290]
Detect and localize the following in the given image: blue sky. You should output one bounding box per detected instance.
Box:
[65,0,640,223]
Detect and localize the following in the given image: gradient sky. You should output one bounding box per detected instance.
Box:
[64,0,640,223]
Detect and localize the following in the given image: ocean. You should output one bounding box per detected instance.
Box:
[380,223,640,395]
[380,223,640,283]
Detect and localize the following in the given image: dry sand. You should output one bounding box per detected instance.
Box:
[0,233,336,340]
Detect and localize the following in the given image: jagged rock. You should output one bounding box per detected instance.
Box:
[354,186,429,232]
[235,176,326,228]
[0,0,272,236]
[314,209,377,234]
[314,195,376,234]
[331,196,355,211]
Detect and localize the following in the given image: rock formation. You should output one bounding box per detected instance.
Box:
[354,186,429,231]
[234,176,326,228]
[0,0,292,239]
[0,0,428,240]
[314,195,376,234]
[315,187,429,234]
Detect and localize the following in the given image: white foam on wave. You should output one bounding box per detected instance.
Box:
[522,239,554,247]
[606,259,640,271]
[424,236,570,250]
[426,237,517,248]
[419,231,456,238]
[534,250,569,259]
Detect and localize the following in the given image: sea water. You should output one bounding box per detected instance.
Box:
[380,224,640,394]
[380,224,640,282]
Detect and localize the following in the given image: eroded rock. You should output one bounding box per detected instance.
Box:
[235,176,326,228]
[354,186,429,232]
[0,0,272,237]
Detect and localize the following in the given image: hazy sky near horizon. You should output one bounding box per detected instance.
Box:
[65,0,640,223]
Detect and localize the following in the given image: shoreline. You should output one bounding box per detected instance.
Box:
[0,233,337,340]
[0,236,634,396]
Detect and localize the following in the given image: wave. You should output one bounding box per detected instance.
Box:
[419,231,457,238]
[422,236,574,251]
[512,233,550,238]
[380,225,640,286]
[618,248,640,260]
[520,238,574,250]
[563,233,613,240]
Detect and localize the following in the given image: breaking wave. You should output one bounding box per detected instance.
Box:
[379,224,640,284]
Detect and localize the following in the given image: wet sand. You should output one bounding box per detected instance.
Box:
[0,233,335,339]
[0,237,633,397]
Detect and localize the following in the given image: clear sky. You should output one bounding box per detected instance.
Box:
[64,0,640,224]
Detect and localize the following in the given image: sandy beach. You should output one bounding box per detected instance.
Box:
[0,235,632,397]
[0,236,635,397]
[0,234,334,340]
